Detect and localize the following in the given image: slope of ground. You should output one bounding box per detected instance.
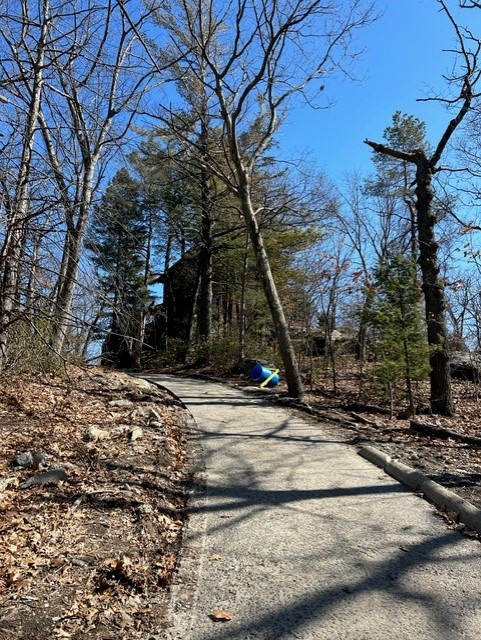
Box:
[0,367,192,640]
[2,365,481,639]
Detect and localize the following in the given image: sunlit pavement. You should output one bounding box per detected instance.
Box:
[143,375,481,640]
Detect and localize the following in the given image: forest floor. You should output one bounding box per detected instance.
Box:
[2,365,481,639]
[0,367,192,640]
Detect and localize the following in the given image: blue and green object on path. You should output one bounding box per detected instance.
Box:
[250,363,280,388]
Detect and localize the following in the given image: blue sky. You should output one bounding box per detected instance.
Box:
[279,0,468,180]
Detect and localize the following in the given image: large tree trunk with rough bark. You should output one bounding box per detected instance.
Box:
[414,153,454,415]
[196,159,213,360]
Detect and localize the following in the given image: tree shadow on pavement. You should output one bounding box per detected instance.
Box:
[193,529,478,640]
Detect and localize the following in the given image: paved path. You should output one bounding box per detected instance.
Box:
[144,375,481,640]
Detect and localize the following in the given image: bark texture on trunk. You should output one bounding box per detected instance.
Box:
[414,153,454,416]
[365,140,455,416]
[240,187,304,399]
[49,192,91,355]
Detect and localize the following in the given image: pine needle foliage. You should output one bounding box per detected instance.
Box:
[369,254,431,414]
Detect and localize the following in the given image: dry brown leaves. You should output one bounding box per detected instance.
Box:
[0,367,191,639]
[209,608,234,622]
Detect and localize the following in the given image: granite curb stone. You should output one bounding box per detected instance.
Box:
[359,445,481,533]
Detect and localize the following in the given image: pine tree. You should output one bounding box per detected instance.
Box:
[87,169,151,368]
[370,254,430,416]
[365,111,430,258]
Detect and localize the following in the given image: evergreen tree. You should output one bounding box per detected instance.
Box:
[365,111,430,257]
[369,254,430,415]
[132,125,323,367]
[87,169,151,368]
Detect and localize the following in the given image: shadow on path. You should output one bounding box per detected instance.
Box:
[196,530,474,640]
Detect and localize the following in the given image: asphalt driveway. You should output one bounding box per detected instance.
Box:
[143,375,481,640]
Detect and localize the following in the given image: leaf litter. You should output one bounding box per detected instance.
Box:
[0,367,192,639]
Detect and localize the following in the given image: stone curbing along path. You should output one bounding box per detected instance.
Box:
[214,385,481,534]
[359,445,481,533]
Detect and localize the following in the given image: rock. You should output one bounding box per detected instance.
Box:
[130,405,165,424]
[131,406,152,420]
[129,426,143,441]
[12,451,33,468]
[450,351,481,382]
[83,426,110,442]
[126,377,155,392]
[0,476,15,494]
[19,468,68,489]
[108,399,134,408]
[111,424,132,437]
[51,462,78,472]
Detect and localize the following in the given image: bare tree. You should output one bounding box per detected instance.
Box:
[144,0,376,398]
[37,0,157,355]
[0,1,159,364]
[365,0,481,415]
[0,0,52,368]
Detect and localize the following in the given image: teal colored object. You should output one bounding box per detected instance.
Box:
[250,363,280,388]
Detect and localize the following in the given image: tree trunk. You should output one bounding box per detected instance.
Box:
[238,234,249,360]
[355,290,373,361]
[240,185,304,399]
[25,232,43,323]
[414,153,454,416]
[365,139,455,416]
[196,102,213,361]
[0,2,48,369]
[49,193,92,355]
[197,194,213,355]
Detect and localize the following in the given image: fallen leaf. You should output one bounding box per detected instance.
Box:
[51,557,65,568]
[85,608,99,624]
[6,570,20,587]
[210,608,234,622]
[14,579,31,590]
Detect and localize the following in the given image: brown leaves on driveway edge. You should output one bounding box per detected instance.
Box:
[0,366,192,639]
[210,608,234,622]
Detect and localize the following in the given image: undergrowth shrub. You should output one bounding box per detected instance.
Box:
[3,321,62,376]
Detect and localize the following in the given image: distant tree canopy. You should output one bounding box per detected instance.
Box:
[87,169,152,368]
[2,1,481,416]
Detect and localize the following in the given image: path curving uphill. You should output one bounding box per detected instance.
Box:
[143,375,481,640]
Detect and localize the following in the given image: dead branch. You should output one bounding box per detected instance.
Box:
[410,420,481,445]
